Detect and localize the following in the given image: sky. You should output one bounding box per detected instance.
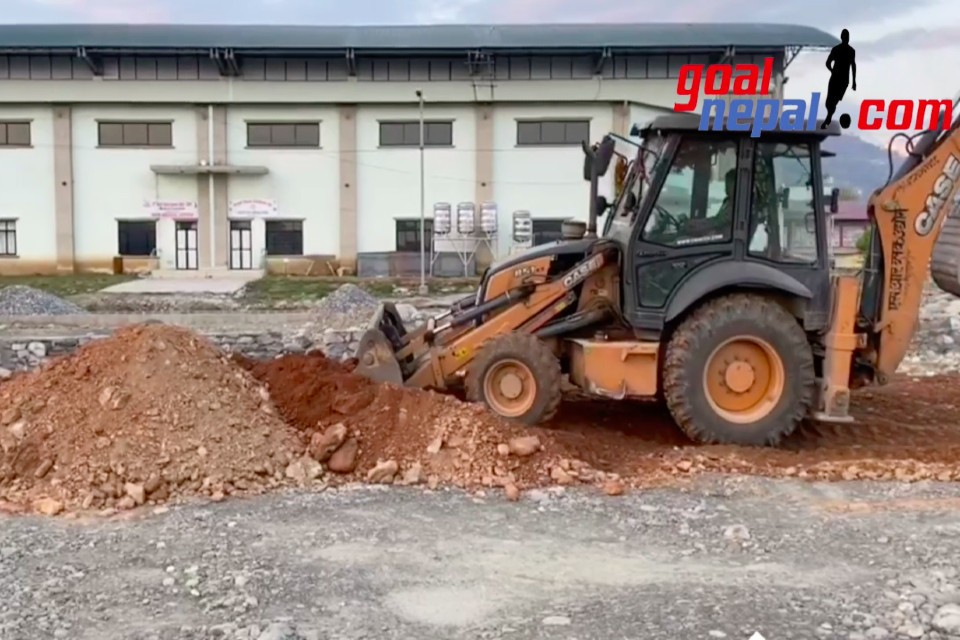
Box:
[2,0,957,147]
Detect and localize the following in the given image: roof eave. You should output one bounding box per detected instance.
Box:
[0,44,826,57]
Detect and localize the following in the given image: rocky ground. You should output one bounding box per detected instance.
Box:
[3,278,960,639]
[3,477,960,640]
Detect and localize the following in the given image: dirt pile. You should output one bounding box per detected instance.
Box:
[534,373,960,486]
[0,324,303,514]
[236,353,622,493]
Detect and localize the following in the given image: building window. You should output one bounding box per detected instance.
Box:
[246,122,320,148]
[395,219,434,252]
[98,121,172,147]
[517,120,590,146]
[0,220,16,256]
[117,220,157,256]
[265,220,304,255]
[531,219,567,245]
[379,121,453,147]
[0,121,30,146]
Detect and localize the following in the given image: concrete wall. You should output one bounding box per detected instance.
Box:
[0,106,56,274]
[0,51,786,275]
[71,105,199,272]
[355,104,476,253]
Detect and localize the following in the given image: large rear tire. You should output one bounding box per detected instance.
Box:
[663,293,815,446]
[465,334,562,425]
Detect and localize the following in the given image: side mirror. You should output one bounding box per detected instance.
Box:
[779,187,790,209]
[829,187,840,214]
[581,140,595,181]
[594,136,616,177]
[805,212,816,234]
[595,195,609,217]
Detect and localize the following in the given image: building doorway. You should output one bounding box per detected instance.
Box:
[175,220,198,270]
[229,220,254,270]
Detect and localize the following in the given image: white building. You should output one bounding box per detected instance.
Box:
[0,23,834,276]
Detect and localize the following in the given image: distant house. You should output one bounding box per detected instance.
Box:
[830,201,870,267]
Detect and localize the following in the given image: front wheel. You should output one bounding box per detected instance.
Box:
[465,334,562,425]
[663,293,816,446]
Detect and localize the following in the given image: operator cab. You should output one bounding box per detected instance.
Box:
[597,114,843,336]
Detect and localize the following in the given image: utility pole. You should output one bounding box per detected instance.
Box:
[416,89,429,296]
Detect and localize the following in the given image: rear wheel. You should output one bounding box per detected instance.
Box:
[663,293,815,446]
[465,334,562,425]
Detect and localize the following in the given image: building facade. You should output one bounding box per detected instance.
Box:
[0,23,834,276]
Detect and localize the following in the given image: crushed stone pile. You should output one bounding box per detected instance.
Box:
[901,282,960,375]
[0,285,85,316]
[235,353,625,495]
[0,324,303,515]
[308,283,381,330]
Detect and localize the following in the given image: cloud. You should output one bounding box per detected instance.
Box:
[851,26,960,59]
[23,0,170,22]
[444,0,941,27]
[3,0,942,27]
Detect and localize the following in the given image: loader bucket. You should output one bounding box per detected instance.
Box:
[932,210,960,297]
[353,328,404,385]
[353,302,407,385]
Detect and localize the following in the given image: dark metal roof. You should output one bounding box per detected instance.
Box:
[638,113,842,137]
[0,23,838,53]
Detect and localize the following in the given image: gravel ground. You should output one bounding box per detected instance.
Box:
[307,284,382,330]
[0,286,85,316]
[4,476,960,640]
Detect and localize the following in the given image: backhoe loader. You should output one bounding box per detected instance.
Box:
[354,105,960,446]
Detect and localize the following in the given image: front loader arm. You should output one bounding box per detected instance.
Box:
[866,100,960,380]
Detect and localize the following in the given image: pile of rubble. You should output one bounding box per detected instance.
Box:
[0,324,620,516]
[299,284,428,361]
[236,353,622,496]
[900,283,960,375]
[0,285,84,316]
[0,324,303,514]
[5,316,960,518]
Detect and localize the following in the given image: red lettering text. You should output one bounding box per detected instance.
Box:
[858,99,953,131]
[673,58,774,111]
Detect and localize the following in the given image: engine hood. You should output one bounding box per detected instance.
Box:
[485,237,599,276]
[477,237,600,302]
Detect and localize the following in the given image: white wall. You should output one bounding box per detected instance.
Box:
[226,105,341,257]
[0,77,682,110]
[72,105,199,269]
[491,103,613,248]
[356,105,476,253]
[0,106,55,265]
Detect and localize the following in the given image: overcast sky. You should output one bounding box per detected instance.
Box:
[4,0,956,146]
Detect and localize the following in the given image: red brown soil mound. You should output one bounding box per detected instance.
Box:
[0,325,302,514]
[530,373,960,486]
[242,353,600,490]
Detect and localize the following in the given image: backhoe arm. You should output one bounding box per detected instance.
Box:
[865,99,960,379]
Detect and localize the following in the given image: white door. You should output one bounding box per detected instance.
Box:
[229,220,253,269]
[175,221,198,270]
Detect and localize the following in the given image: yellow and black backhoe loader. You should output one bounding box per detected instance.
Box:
[354,104,960,447]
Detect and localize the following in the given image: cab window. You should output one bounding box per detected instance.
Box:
[640,138,738,247]
[748,141,819,264]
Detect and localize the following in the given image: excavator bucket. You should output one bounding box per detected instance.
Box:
[932,207,960,297]
[353,327,403,385]
[352,302,407,385]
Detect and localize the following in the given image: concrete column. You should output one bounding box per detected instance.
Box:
[195,106,212,269]
[52,105,75,273]
[212,105,228,268]
[611,101,629,137]
[338,104,358,273]
[474,103,495,268]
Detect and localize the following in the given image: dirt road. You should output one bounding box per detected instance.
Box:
[3,477,960,640]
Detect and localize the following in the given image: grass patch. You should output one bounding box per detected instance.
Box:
[0,274,137,297]
[243,276,479,303]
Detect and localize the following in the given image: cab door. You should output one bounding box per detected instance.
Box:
[622,134,744,332]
